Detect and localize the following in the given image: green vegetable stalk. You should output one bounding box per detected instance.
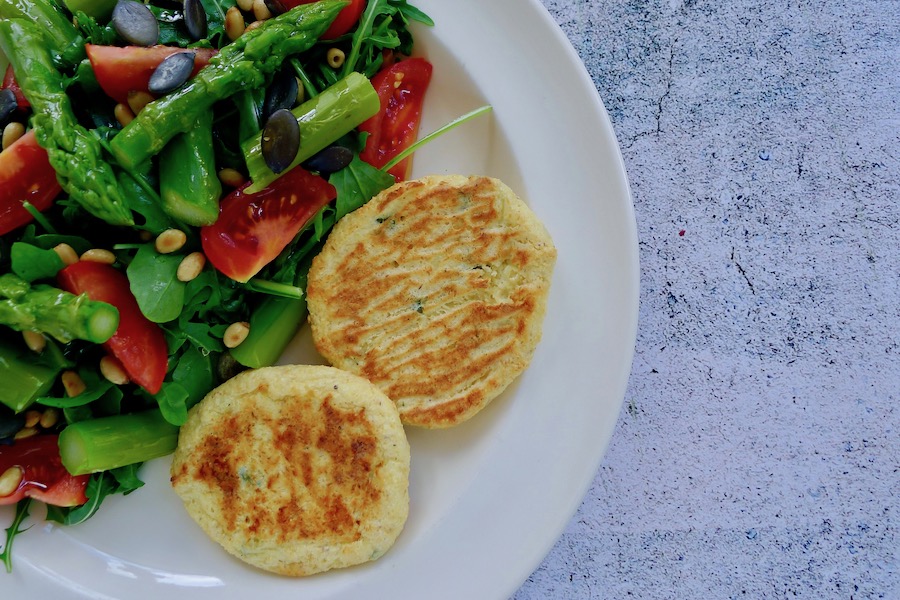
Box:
[0,273,120,344]
[58,410,180,475]
[159,110,222,226]
[0,336,65,412]
[229,294,307,369]
[0,19,134,226]
[110,0,348,170]
[0,0,85,66]
[242,72,379,193]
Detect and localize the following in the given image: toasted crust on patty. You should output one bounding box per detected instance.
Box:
[306,175,556,428]
[169,365,410,576]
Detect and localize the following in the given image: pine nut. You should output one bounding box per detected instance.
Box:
[252,0,271,21]
[127,90,154,115]
[14,427,38,440]
[62,370,86,397]
[100,355,130,385]
[245,19,264,33]
[177,252,206,282]
[80,248,116,264]
[2,122,25,150]
[24,410,42,429]
[326,47,345,69]
[22,330,46,353]
[114,102,135,127]
[0,466,23,498]
[236,0,253,11]
[39,408,59,429]
[155,228,187,254]
[223,321,250,348]
[218,167,246,188]
[53,243,79,265]
[225,6,245,41]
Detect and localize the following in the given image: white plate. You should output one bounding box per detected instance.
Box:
[2,0,638,597]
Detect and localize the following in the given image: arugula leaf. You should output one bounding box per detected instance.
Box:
[72,11,117,45]
[10,242,64,282]
[390,0,434,26]
[46,471,119,526]
[126,244,186,323]
[172,344,215,408]
[1,499,32,574]
[110,464,145,494]
[341,0,433,79]
[331,154,396,219]
[153,380,190,426]
[199,0,238,48]
[118,172,177,234]
[150,0,236,48]
[37,368,114,409]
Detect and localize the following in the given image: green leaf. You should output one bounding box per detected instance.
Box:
[199,0,238,48]
[10,242,65,282]
[172,344,215,409]
[37,368,113,409]
[72,10,118,45]
[154,380,190,426]
[126,244,186,323]
[46,471,118,526]
[110,464,145,494]
[149,7,192,46]
[1,499,32,573]
[118,172,177,235]
[330,154,395,219]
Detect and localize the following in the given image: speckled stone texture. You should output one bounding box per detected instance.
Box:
[514,1,899,598]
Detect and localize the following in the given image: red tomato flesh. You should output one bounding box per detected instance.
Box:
[57,262,168,394]
[85,45,217,104]
[359,58,433,181]
[2,64,29,109]
[0,435,88,507]
[276,0,365,38]
[0,129,61,236]
[201,165,336,283]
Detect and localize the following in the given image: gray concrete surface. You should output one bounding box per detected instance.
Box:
[514,1,899,597]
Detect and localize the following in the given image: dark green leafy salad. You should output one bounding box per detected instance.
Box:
[0,0,491,572]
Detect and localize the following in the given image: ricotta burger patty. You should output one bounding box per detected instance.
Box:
[307,175,556,428]
[170,365,410,576]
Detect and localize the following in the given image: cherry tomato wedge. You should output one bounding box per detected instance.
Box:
[57,262,168,394]
[274,0,365,38]
[201,165,336,283]
[0,129,62,236]
[0,435,88,507]
[2,64,29,109]
[359,57,433,182]
[85,44,217,104]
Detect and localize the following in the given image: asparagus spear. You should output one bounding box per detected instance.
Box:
[0,335,66,412]
[159,110,222,226]
[0,0,85,66]
[110,0,348,170]
[0,19,134,226]
[242,71,379,193]
[58,410,179,475]
[0,273,120,344]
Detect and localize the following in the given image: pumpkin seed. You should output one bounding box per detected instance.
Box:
[261,108,300,174]
[111,0,160,47]
[148,52,196,96]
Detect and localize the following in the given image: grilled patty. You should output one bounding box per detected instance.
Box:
[306,175,556,428]
[170,365,410,576]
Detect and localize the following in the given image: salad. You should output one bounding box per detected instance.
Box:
[0,0,462,571]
